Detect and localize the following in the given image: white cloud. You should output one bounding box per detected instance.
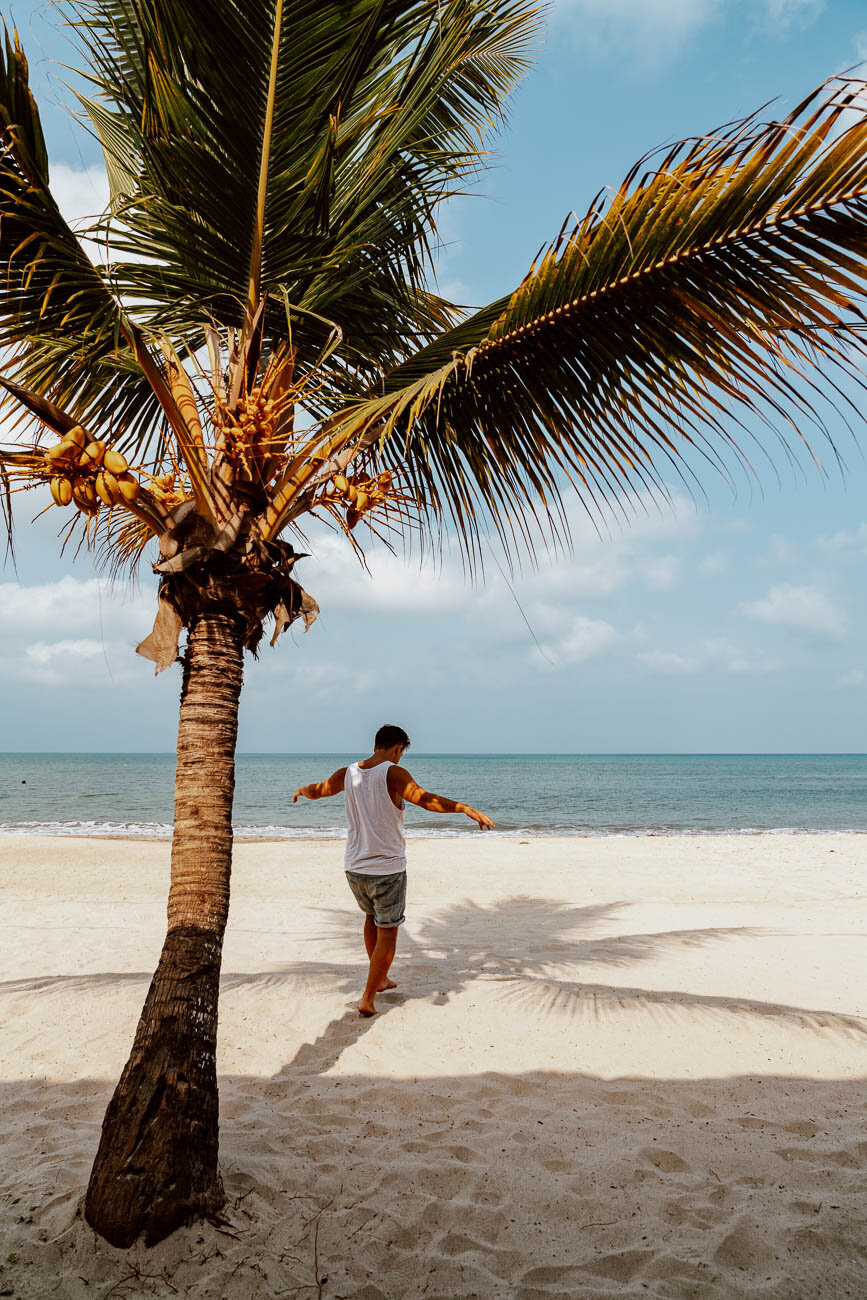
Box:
[554,0,719,64]
[49,163,110,228]
[700,550,727,575]
[835,668,865,690]
[768,533,797,564]
[553,0,823,65]
[762,0,824,25]
[740,583,846,640]
[249,658,376,700]
[45,159,158,272]
[25,638,104,665]
[17,638,125,685]
[0,578,157,686]
[305,534,466,612]
[304,487,699,619]
[701,637,778,675]
[533,612,621,668]
[640,636,779,676]
[639,648,698,674]
[641,554,680,590]
[818,522,867,556]
[47,163,114,268]
[0,577,151,634]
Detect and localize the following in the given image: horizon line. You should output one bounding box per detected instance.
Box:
[2,751,866,759]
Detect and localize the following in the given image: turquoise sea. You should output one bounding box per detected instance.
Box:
[0,753,865,838]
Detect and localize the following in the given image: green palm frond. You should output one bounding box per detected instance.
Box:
[0,27,157,437]
[286,79,867,565]
[72,0,537,380]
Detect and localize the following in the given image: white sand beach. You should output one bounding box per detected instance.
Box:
[0,832,865,1298]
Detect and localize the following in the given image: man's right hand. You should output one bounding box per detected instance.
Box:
[458,803,496,830]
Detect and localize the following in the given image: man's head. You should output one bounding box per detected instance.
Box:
[374,723,410,761]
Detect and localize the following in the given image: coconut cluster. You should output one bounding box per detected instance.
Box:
[147,471,188,510]
[321,470,394,529]
[218,388,282,481]
[43,426,139,514]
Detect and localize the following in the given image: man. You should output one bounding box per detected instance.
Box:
[293,724,495,1016]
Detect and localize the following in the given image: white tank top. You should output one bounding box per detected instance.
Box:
[344,761,406,876]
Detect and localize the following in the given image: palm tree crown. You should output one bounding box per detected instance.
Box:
[1,3,867,613]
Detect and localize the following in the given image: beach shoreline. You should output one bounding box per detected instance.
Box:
[2,832,865,1296]
[1,827,866,844]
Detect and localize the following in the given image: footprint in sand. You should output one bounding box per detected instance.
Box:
[788,1199,823,1216]
[664,1198,719,1228]
[441,1143,485,1165]
[604,1089,643,1107]
[582,1247,657,1283]
[775,1145,861,1168]
[520,1263,585,1287]
[682,1098,715,1119]
[640,1146,691,1173]
[714,1218,774,1273]
[782,1119,822,1138]
[439,1230,496,1257]
[538,1155,575,1173]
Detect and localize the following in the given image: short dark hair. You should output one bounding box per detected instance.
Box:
[375,723,410,751]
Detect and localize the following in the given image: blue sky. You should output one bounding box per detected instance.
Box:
[1,0,866,753]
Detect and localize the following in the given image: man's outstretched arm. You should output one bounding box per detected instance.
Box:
[293,768,347,802]
[389,767,495,829]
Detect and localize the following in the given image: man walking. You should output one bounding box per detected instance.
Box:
[293,724,495,1016]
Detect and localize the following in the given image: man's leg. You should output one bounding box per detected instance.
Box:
[359,925,398,1016]
[364,913,377,959]
[363,913,397,991]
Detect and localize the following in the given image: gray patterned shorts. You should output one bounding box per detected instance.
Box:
[345,870,407,928]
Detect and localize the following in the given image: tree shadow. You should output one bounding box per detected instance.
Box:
[2,1067,867,1299]
[3,895,864,1084]
[267,895,867,1079]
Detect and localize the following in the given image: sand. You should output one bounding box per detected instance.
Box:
[0,831,865,1299]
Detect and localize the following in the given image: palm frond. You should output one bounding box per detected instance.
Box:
[282,79,867,568]
[0,27,173,446]
[69,0,537,380]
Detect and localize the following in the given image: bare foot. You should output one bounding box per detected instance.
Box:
[358,1001,377,1018]
[377,978,397,991]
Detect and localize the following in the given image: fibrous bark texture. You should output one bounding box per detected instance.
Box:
[85,608,244,1247]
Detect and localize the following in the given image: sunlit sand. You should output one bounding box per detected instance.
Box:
[1,833,865,1296]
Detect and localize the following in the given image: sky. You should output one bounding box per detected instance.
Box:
[1,0,866,753]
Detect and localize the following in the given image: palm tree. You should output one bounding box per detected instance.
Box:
[1,0,866,1249]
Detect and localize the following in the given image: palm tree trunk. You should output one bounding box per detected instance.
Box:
[84,606,244,1247]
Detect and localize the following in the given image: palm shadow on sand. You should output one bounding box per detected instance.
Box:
[262,895,867,1079]
[4,895,864,1081]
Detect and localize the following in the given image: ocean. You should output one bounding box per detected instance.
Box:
[0,753,865,839]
